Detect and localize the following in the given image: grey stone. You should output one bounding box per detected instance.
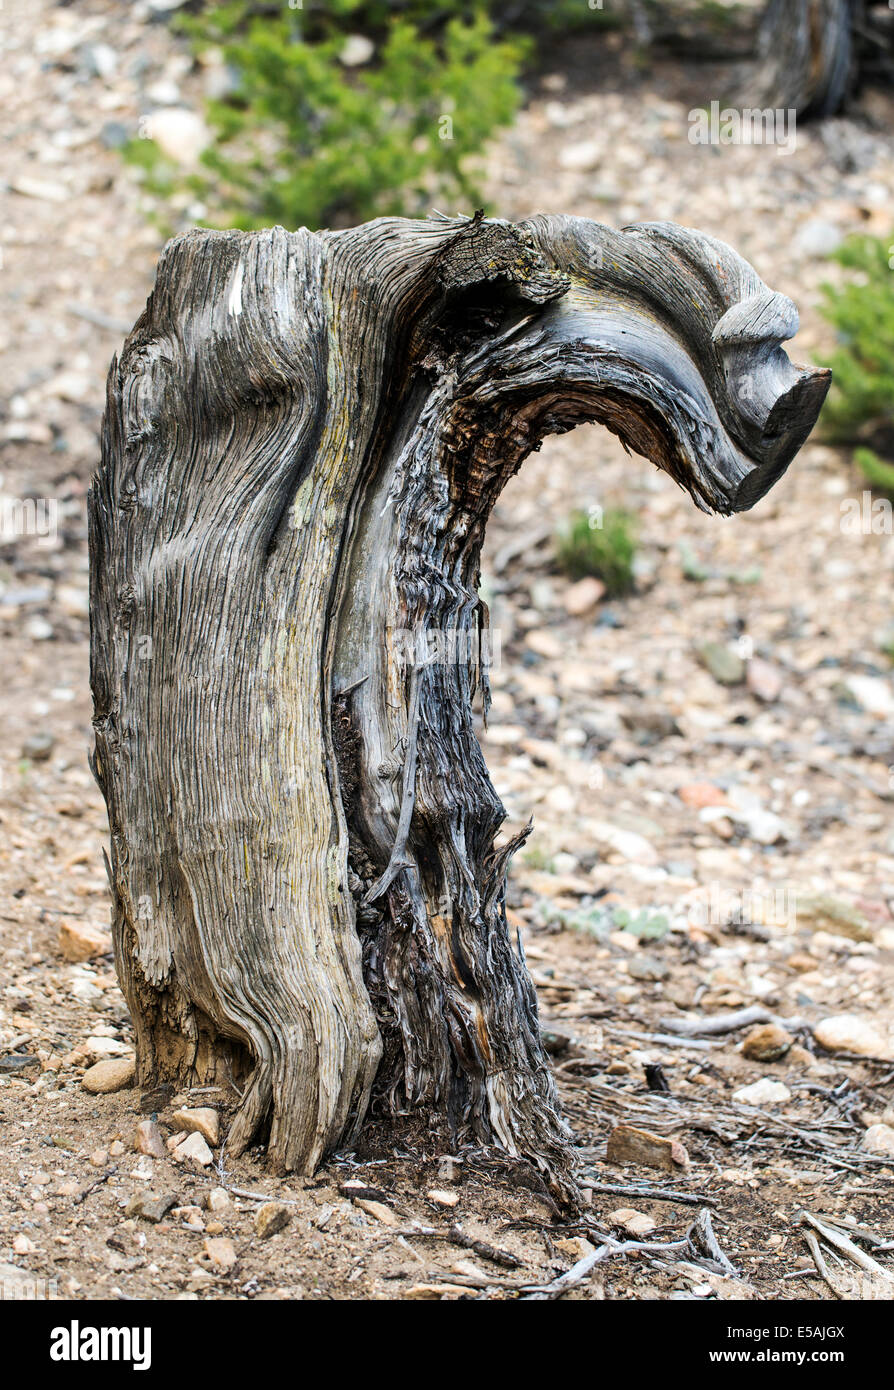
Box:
[698,641,745,686]
[125,1191,179,1223]
[22,732,55,761]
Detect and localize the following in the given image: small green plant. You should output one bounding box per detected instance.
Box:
[534,899,669,941]
[611,906,669,940]
[145,1,527,232]
[854,447,894,499]
[678,541,709,582]
[819,233,894,465]
[521,845,556,874]
[555,507,637,596]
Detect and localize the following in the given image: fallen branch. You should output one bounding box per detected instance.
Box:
[403,1225,521,1270]
[657,1006,806,1037]
[584,1181,713,1209]
[73,1166,117,1205]
[800,1211,891,1278]
[520,1237,691,1300]
[225,1186,303,1206]
[520,1244,608,1300]
[606,1026,722,1052]
[804,1229,841,1298]
[688,1207,738,1277]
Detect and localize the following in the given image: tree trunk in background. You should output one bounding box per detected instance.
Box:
[89,212,829,1197]
[750,0,857,116]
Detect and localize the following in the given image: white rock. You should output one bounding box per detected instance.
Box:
[45,371,92,404]
[173,1131,214,1167]
[85,1036,132,1059]
[544,784,576,814]
[794,218,844,257]
[712,790,791,845]
[81,42,117,80]
[67,975,104,1005]
[3,420,52,444]
[146,80,182,107]
[558,140,601,172]
[339,35,374,66]
[563,576,605,616]
[482,723,525,747]
[0,1262,49,1296]
[525,628,564,660]
[814,1014,894,1060]
[1,584,51,608]
[862,1124,894,1158]
[744,973,776,1000]
[607,1207,656,1236]
[844,675,894,719]
[737,807,789,845]
[10,177,68,203]
[732,1078,791,1107]
[55,584,89,618]
[746,657,783,703]
[426,1188,459,1208]
[146,108,210,166]
[588,820,659,866]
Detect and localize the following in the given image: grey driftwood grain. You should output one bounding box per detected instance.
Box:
[89,212,829,1195]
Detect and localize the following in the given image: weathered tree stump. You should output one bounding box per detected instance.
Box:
[89,213,829,1195]
[747,0,894,116]
[751,0,856,117]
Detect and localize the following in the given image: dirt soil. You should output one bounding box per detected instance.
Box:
[1,0,894,1301]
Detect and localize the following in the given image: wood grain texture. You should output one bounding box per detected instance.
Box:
[89,213,829,1194]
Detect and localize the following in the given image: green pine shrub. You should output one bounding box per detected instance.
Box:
[819,233,894,468]
[132,1,529,232]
